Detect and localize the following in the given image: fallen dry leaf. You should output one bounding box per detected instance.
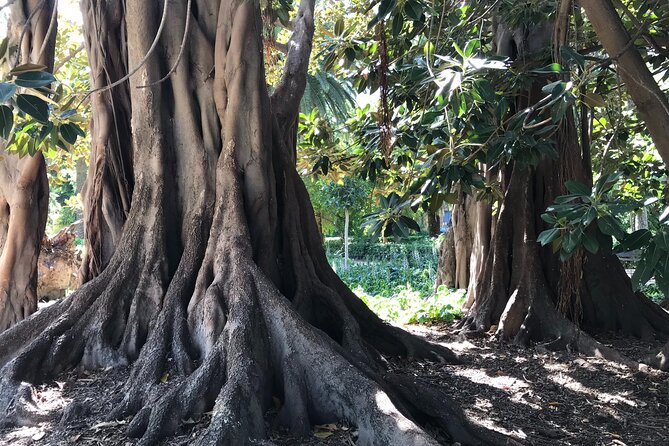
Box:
[314,431,333,439]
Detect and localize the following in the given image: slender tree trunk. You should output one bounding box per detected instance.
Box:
[633,209,648,231]
[580,0,669,168]
[426,209,440,237]
[435,194,473,291]
[0,0,56,331]
[0,1,507,444]
[435,226,456,289]
[344,208,349,269]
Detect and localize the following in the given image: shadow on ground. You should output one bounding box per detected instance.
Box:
[1,323,668,445]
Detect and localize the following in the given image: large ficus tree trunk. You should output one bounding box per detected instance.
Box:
[0,0,56,331]
[458,13,669,362]
[0,1,508,444]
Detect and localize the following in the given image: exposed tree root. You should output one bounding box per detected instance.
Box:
[0,151,504,446]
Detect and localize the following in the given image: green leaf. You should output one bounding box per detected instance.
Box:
[597,216,625,240]
[0,83,16,103]
[540,213,558,225]
[399,215,420,232]
[0,38,8,60]
[660,206,669,222]
[537,228,560,246]
[582,233,599,254]
[622,229,652,251]
[0,105,13,139]
[59,123,78,145]
[369,0,396,28]
[463,40,480,58]
[404,0,424,21]
[560,46,585,68]
[654,230,669,251]
[334,18,345,36]
[71,123,85,137]
[276,7,290,24]
[391,14,404,37]
[16,94,49,123]
[14,71,55,88]
[632,244,661,290]
[564,180,591,196]
[562,231,580,253]
[532,63,563,74]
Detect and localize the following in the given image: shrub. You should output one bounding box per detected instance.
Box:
[356,286,465,325]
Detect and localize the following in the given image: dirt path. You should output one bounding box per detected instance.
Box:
[1,323,667,445]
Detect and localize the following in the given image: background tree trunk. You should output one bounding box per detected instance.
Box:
[426,209,440,237]
[0,0,56,331]
[459,16,669,359]
[344,208,350,269]
[435,194,473,291]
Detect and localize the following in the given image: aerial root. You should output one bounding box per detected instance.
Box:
[642,342,669,371]
[0,379,51,428]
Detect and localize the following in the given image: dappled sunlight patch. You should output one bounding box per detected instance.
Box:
[405,324,480,353]
[451,367,534,407]
[1,426,49,443]
[545,367,641,408]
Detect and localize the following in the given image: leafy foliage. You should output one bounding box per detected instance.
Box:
[357,286,465,325]
[0,55,86,157]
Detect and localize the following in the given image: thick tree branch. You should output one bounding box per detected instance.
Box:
[610,0,669,58]
[581,0,669,168]
[270,0,315,121]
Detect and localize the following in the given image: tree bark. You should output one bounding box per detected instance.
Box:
[426,209,440,237]
[580,0,669,168]
[0,1,507,444]
[435,195,473,291]
[78,0,134,284]
[459,15,669,362]
[0,0,56,331]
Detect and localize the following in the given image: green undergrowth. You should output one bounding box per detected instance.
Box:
[356,286,466,325]
[328,250,466,325]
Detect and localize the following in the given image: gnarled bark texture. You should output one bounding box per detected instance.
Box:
[458,16,669,364]
[0,0,56,331]
[78,0,134,284]
[435,195,472,291]
[0,1,509,444]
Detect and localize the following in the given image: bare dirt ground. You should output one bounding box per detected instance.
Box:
[1,323,667,445]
